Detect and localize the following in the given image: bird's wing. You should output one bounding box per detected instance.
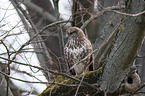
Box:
[64,43,76,75]
[84,39,94,71]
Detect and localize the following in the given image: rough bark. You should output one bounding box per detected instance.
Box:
[39,68,103,96]
[39,0,145,95]
[136,39,145,92]
[101,0,145,93]
[0,75,14,96]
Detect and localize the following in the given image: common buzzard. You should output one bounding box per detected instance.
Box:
[64,27,94,75]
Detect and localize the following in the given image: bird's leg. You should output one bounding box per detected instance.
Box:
[82,71,86,75]
[75,72,78,77]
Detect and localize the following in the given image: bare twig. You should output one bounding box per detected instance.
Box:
[0,50,43,55]
[0,70,84,87]
[11,0,53,65]
[128,83,145,95]
[78,8,145,70]
[40,20,71,33]
[136,55,145,58]
[134,83,145,93]
[81,7,145,30]
[108,10,145,17]
[0,56,99,90]
[2,21,22,40]
[23,0,56,23]
[9,0,70,65]
[105,5,125,10]
[68,23,121,72]
[53,0,66,72]
[0,40,11,96]
[11,67,42,82]
[74,61,93,96]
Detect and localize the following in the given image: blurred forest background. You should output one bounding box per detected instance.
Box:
[0,0,145,96]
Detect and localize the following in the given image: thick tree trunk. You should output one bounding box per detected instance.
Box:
[0,75,14,96]
[101,0,145,93]
[39,0,145,95]
[136,40,145,92]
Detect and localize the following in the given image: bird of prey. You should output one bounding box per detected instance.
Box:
[64,27,94,75]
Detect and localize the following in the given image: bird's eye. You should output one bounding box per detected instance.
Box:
[69,32,73,35]
[69,31,77,35]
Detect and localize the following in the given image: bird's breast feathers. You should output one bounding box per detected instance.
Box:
[65,38,89,58]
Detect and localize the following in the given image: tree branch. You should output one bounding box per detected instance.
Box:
[23,0,56,23]
[0,70,86,87]
[0,56,99,90]
[0,40,11,96]
[80,6,145,30]
[68,22,121,72]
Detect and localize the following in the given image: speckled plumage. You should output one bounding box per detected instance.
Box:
[64,27,94,75]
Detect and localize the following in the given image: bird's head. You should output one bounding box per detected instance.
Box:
[66,27,85,38]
